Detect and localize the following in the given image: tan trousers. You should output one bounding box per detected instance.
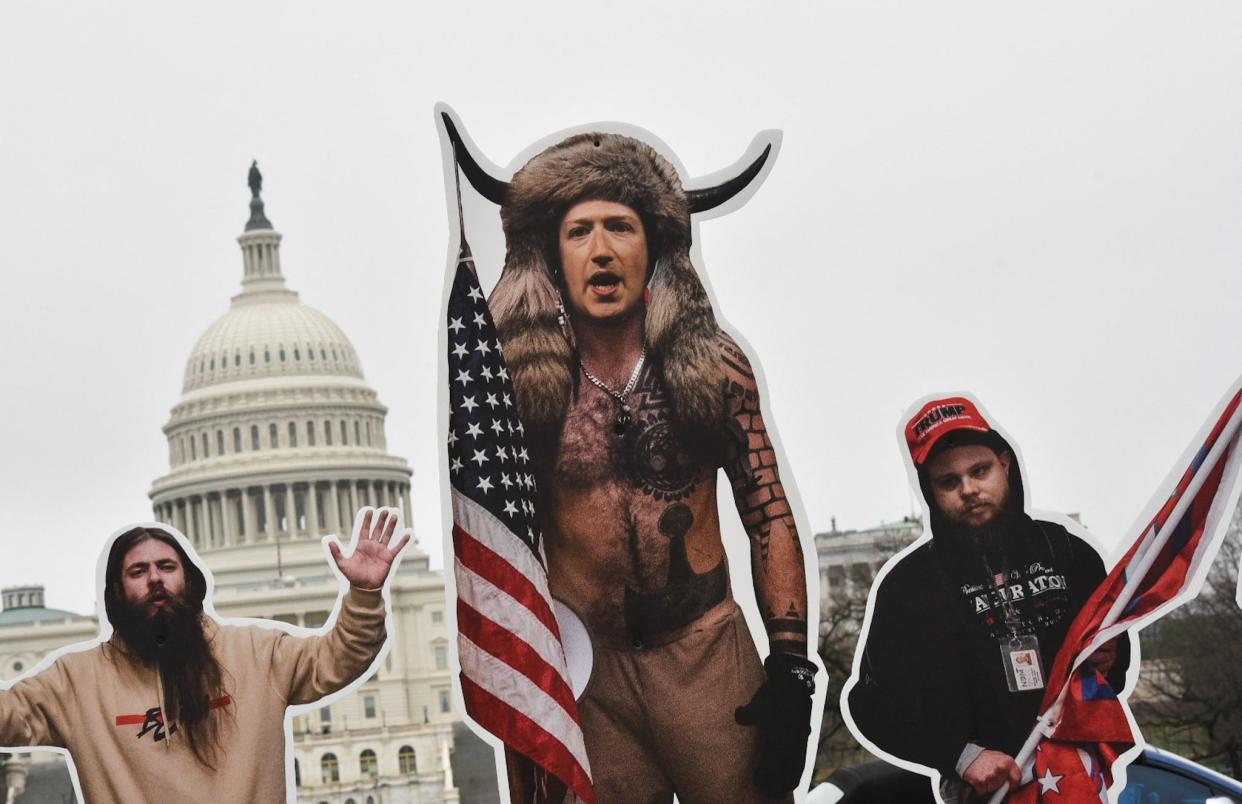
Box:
[577,600,794,804]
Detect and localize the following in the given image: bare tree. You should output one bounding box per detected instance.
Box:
[814,531,911,780]
[1134,508,1242,778]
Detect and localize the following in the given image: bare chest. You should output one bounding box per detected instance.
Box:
[551,368,706,502]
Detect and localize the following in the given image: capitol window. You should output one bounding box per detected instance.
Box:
[364,695,376,719]
[360,749,377,779]
[355,420,361,445]
[434,645,447,671]
[217,430,225,456]
[269,422,279,448]
[249,351,255,365]
[201,433,209,458]
[190,438,197,460]
[341,420,348,445]
[288,422,298,447]
[308,346,314,361]
[264,349,271,363]
[233,428,241,453]
[294,348,300,361]
[324,420,333,446]
[307,421,316,446]
[320,753,339,783]
[280,348,286,362]
[234,353,240,367]
[438,689,451,714]
[251,425,259,450]
[398,746,416,775]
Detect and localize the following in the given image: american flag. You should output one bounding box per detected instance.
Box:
[446,240,595,804]
[1002,385,1242,803]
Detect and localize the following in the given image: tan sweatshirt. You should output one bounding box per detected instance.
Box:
[0,587,386,803]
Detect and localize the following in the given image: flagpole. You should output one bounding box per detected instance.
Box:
[987,395,1242,804]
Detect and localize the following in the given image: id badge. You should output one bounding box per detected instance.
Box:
[1000,635,1045,692]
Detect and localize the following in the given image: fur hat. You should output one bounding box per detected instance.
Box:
[489,133,725,455]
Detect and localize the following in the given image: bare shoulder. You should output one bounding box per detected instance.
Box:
[717,330,758,392]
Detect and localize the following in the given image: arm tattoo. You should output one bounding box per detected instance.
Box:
[720,336,796,565]
[766,608,809,655]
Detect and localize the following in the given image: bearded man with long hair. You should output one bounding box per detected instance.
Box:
[0,508,407,803]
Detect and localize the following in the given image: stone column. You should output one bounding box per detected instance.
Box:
[328,481,342,535]
[208,495,220,548]
[403,484,414,525]
[284,484,297,537]
[348,481,358,521]
[173,499,186,536]
[181,500,193,544]
[307,483,321,538]
[195,497,207,549]
[222,489,235,546]
[263,485,275,542]
[241,488,256,544]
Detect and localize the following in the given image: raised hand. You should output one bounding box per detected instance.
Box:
[328,508,411,589]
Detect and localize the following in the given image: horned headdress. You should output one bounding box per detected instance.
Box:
[443,112,774,457]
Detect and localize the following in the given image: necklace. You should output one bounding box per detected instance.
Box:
[580,348,647,435]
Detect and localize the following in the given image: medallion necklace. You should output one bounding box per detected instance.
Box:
[580,347,647,435]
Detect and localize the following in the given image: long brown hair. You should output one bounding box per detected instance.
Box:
[105,527,226,767]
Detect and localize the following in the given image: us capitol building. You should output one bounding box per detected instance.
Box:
[0,166,498,804]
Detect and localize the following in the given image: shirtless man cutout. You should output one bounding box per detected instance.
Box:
[484,131,816,803]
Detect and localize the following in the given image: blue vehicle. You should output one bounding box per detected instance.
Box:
[808,747,1242,803]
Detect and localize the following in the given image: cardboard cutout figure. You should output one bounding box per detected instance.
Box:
[0,507,408,803]
[437,108,822,803]
[843,395,1133,803]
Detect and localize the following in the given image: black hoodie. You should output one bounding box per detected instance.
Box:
[848,439,1130,777]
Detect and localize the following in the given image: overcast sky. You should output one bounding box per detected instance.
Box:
[2,1,1241,616]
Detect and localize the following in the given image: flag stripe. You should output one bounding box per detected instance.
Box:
[452,508,560,637]
[458,636,592,787]
[457,599,581,722]
[454,555,573,690]
[460,674,594,802]
[452,489,552,593]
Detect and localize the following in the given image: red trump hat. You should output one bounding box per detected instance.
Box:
[904,396,993,465]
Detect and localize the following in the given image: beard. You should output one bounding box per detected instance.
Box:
[110,587,224,767]
[111,588,206,668]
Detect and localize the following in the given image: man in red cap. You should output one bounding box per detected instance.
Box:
[847,396,1129,803]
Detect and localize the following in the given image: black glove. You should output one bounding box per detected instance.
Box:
[734,652,817,799]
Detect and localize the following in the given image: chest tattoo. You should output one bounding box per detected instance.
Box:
[621,369,700,501]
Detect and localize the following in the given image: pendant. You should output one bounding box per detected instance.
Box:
[614,404,632,436]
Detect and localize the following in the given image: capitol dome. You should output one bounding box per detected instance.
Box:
[182,298,363,392]
[149,164,413,569]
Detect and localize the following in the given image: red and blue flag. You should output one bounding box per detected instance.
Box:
[1005,384,1242,802]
